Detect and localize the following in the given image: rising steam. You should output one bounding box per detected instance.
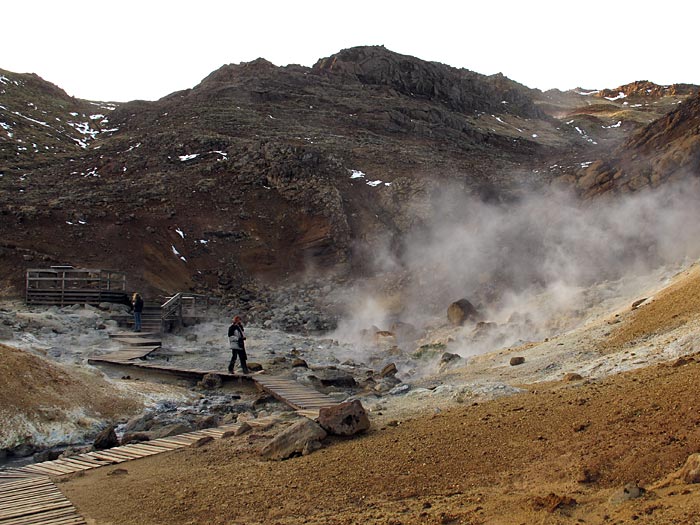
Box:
[334,177,700,358]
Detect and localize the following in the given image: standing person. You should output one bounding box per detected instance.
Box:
[131,293,144,332]
[228,315,249,374]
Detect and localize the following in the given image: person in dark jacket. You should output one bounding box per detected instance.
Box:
[227,315,249,374]
[131,293,144,332]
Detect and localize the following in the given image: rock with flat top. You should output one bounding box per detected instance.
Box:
[318,400,371,436]
[260,419,327,460]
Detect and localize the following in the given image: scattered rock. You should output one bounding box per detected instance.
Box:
[374,330,397,346]
[292,358,308,368]
[93,425,119,450]
[380,362,398,377]
[631,298,649,309]
[247,362,263,372]
[33,448,63,463]
[609,482,646,503]
[10,443,36,458]
[678,453,700,483]
[439,353,461,366]
[260,419,327,460]
[235,422,253,436]
[318,400,371,436]
[671,356,693,367]
[447,299,479,326]
[390,321,420,343]
[573,421,590,432]
[577,467,600,484]
[192,436,214,448]
[310,369,357,388]
[510,356,525,366]
[563,373,583,382]
[530,493,577,512]
[121,432,150,444]
[123,413,155,433]
[389,384,410,395]
[150,422,194,439]
[199,373,223,389]
[195,415,220,430]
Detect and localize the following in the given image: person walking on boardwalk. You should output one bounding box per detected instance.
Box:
[228,315,249,374]
[131,293,144,332]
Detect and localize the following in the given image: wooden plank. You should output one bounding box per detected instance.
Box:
[0,483,56,496]
[142,440,182,450]
[68,455,112,466]
[0,487,57,502]
[100,448,144,459]
[122,442,174,452]
[148,439,187,448]
[29,462,78,475]
[15,465,71,477]
[1,511,75,525]
[0,500,72,520]
[6,518,84,525]
[84,451,128,463]
[120,444,167,455]
[0,477,51,489]
[0,494,66,512]
[50,459,98,471]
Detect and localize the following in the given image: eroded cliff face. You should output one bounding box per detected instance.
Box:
[575,92,700,197]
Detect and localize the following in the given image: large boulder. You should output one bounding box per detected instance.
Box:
[260,419,327,460]
[93,425,119,450]
[199,373,222,389]
[318,400,371,436]
[447,299,479,326]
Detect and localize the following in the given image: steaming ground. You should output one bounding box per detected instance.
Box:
[55,258,700,525]
[2,254,698,456]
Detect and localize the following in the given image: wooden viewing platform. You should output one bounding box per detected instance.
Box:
[26,267,127,306]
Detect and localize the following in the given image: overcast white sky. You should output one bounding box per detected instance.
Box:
[3,0,698,102]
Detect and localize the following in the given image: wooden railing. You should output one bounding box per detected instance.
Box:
[26,267,128,306]
[161,292,214,327]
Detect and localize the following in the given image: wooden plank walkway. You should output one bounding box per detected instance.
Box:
[0,424,240,481]
[254,376,338,417]
[0,476,86,524]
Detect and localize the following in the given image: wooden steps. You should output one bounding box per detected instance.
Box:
[254,376,338,412]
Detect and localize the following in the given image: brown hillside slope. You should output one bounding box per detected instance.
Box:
[0,343,141,448]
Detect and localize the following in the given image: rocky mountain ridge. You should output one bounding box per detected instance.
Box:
[1,46,698,306]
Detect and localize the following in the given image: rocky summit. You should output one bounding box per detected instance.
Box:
[0,46,698,302]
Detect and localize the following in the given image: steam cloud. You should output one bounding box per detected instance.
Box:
[334,177,700,358]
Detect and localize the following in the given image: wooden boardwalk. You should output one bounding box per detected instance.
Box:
[0,424,241,482]
[0,476,86,524]
[3,336,340,523]
[0,425,242,524]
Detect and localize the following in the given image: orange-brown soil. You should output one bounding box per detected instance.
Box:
[57,359,700,524]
